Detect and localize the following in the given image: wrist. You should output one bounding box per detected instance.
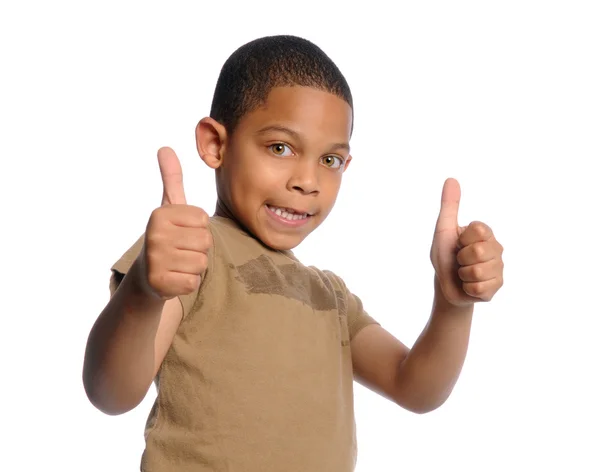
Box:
[124,255,166,310]
[433,275,474,316]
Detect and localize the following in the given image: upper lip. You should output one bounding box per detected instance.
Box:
[267,204,315,216]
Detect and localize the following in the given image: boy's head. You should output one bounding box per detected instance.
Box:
[196,35,354,251]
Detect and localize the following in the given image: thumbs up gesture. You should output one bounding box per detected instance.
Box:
[430,178,504,307]
[138,147,212,300]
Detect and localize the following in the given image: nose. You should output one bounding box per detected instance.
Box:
[287,159,319,195]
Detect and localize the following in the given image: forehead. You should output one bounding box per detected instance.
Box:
[236,86,353,142]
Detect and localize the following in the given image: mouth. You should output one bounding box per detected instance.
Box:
[265,204,314,222]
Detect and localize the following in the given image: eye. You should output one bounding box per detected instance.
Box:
[269,143,293,157]
[321,155,344,169]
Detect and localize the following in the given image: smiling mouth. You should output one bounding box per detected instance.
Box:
[265,204,313,221]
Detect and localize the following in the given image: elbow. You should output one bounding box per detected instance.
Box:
[84,384,139,416]
[87,392,136,416]
[402,399,446,415]
[395,389,452,415]
[82,369,139,416]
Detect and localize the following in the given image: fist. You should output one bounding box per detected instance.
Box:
[430,178,504,307]
[139,147,212,300]
[455,221,504,302]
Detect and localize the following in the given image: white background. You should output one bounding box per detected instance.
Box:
[2,1,599,471]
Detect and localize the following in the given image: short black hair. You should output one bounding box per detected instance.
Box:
[210,35,353,134]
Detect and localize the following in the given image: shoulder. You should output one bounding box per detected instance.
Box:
[110,234,144,276]
[311,266,380,340]
[207,215,267,259]
[208,215,251,242]
[304,266,350,297]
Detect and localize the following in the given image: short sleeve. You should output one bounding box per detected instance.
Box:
[346,288,380,341]
[325,271,380,341]
[109,235,144,296]
[109,234,200,320]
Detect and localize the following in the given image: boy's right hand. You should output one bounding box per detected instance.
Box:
[137,147,212,300]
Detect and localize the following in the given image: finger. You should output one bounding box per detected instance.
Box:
[457,258,503,283]
[170,206,209,228]
[459,221,493,247]
[158,147,187,206]
[457,241,496,265]
[435,178,461,233]
[166,250,209,275]
[462,278,502,301]
[151,205,209,228]
[171,228,213,253]
[150,272,201,297]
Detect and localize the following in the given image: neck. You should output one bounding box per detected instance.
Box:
[214,197,235,220]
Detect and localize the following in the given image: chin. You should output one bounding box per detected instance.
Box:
[261,233,305,251]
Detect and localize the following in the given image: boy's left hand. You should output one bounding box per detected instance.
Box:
[430,178,504,307]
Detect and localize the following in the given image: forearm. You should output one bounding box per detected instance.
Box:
[83,259,165,415]
[395,277,474,413]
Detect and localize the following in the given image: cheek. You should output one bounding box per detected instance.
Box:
[247,154,289,187]
[228,152,283,201]
[321,173,343,199]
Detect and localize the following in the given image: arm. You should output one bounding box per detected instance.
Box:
[351,278,472,414]
[352,180,503,413]
[394,282,473,412]
[83,147,211,415]
[82,258,183,416]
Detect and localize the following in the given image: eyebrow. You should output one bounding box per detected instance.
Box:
[255,125,350,153]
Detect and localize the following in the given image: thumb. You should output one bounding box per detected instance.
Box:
[158,147,187,205]
[435,178,461,233]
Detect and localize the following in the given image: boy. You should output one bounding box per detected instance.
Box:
[83,35,504,471]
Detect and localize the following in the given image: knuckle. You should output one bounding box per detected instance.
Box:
[202,230,213,249]
[182,275,200,293]
[145,231,168,256]
[193,207,209,226]
[146,227,160,243]
[196,252,209,272]
[147,270,166,292]
[149,207,161,220]
[470,282,485,296]
[473,243,486,259]
[473,222,487,238]
[200,210,210,227]
[147,223,171,244]
[472,265,484,280]
[149,206,168,225]
[144,242,161,264]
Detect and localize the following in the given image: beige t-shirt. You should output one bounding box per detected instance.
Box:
[110,216,379,472]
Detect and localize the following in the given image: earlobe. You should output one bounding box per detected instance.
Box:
[195,117,227,169]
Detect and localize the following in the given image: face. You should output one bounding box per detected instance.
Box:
[208,86,353,251]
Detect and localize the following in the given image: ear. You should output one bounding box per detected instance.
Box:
[195,117,227,169]
[342,155,353,172]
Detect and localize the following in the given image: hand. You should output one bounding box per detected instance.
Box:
[430,178,504,307]
[137,147,212,300]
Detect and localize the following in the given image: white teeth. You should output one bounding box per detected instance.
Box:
[268,205,309,221]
